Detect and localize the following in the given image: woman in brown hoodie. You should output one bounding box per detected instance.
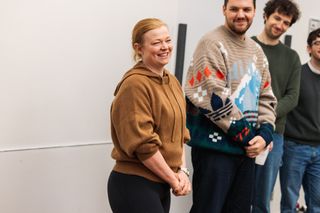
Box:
[107,18,191,213]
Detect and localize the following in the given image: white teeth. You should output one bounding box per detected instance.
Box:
[158,53,168,57]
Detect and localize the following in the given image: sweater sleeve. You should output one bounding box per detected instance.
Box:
[256,56,277,145]
[111,77,161,161]
[276,52,301,118]
[183,125,191,143]
[174,77,191,144]
[185,39,254,145]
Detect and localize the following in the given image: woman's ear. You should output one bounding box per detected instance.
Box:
[133,43,142,55]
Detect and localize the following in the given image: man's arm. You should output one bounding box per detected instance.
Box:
[276,53,301,118]
[254,54,277,147]
[245,52,277,157]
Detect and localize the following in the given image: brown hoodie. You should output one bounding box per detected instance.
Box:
[110,62,190,183]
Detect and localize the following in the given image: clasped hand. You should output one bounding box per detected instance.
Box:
[171,172,191,196]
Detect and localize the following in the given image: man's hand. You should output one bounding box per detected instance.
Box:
[268,141,273,151]
[244,136,267,158]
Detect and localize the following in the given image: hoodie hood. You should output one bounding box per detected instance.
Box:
[114,62,170,96]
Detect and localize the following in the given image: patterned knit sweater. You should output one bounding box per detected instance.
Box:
[185,26,277,155]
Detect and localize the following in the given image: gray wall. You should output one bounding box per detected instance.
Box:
[0,0,319,212]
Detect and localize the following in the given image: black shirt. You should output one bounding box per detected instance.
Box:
[285,63,320,145]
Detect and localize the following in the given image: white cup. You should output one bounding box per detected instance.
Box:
[255,146,270,165]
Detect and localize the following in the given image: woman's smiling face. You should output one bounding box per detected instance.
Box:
[136,25,173,73]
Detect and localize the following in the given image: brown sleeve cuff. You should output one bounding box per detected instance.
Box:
[136,140,161,161]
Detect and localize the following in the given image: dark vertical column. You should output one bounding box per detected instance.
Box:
[175,23,187,84]
[284,35,292,47]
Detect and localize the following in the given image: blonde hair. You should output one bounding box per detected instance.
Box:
[131,18,167,62]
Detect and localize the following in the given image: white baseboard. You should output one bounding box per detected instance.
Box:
[0,140,113,153]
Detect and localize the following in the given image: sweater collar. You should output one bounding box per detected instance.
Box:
[252,36,283,49]
[308,61,320,75]
[132,62,170,83]
[220,25,249,47]
[114,62,171,95]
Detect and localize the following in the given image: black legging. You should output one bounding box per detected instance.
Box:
[107,171,171,213]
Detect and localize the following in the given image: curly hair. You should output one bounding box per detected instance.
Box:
[307,28,320,47]
[263,0,300,26]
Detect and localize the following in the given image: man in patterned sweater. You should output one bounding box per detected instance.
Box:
[184,0,277,212]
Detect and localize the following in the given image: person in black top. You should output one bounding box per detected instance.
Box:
[280,28,320,213]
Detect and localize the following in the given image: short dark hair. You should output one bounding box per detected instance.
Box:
[264,0,300,26]
[224,0,256,8]
[307,28,320,47]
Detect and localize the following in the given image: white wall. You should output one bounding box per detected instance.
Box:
[0,0,179,150]
[0,0,183,212]
[0,145,110,213]
[1,0,319,212]
[285,0,320,63]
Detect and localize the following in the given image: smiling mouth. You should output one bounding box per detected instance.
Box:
[158,52,169,58]
[235,21,247,25]
[273,28,282,34]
